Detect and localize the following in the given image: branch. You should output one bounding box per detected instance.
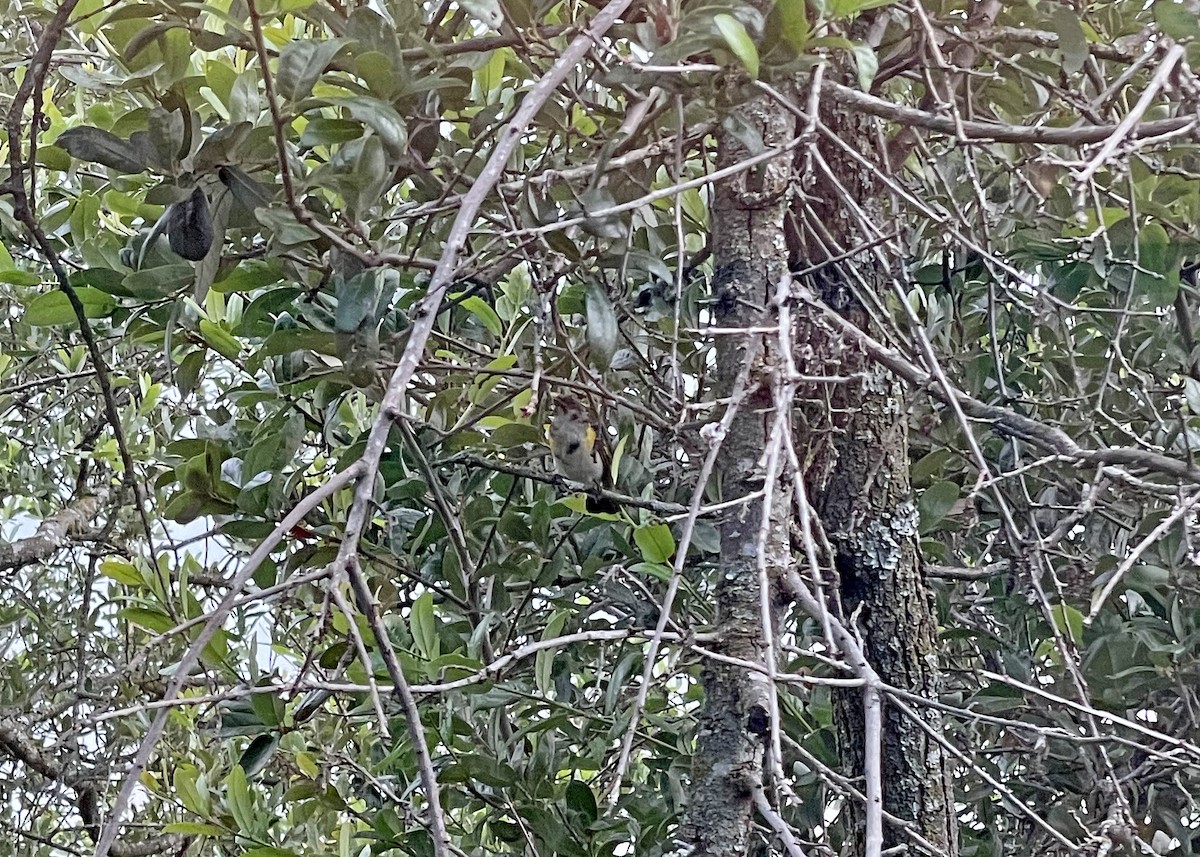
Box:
[0,715,182,856]
[246,0,368,262]
[91,464,363,857]
[0,715,67,781]
[794,283,1200,485]
[0,492,105,571]
[863,685,883,857]
[1076,43,1186,185]
[925,562,1006,581]
[319,8,640,852]
[385,126,713,227]
[440,452,688,514]
[3,0,157,557]
[826,80,1195,145]
[966,25,1135,62]
[750,783,809,857]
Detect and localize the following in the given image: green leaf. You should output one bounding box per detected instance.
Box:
[911,448,952,483]
[468,354,516,404]
[1049,7,1087,75]
[228,71,262,124]
[146,106,184,168]
[353,50,399,99]
[118,607,175,633]
[565,780,598,823]
[213,259,284,293]
[100,557,143,586]
[0,270,41,286]
[218,165,272,212]
[258,328,338,358]
[255,206,320,245]
[224,765,256,835]
[193,122,253,172]
[807,35,854,51]
[578,186,624,239]
[773,0,809,51]
[585,282,619,370]
[476,49,506,96]
[277,38,349,100]
[25,288,116,327]
[299,117,366,147]
[918,480,960,533]
[201,630,230,668]
[332,95,409,156]
[714,14,759,78]
[199,319,243,360]
[1051,602,1085,643]
[71,267,134,297]
[238,733,280,777]
[535,610,568,696]
[830,0,900,13]
[629,561,672,582]
[850,43,878,90]
[335,269,384,333]
[120,21,174,60]
[411,591,438,662]
[295,750,320,779]
[163,822,228,836]
[173,764,211,816]
[249,689,284,728]
[1134,221,1181,307]
[490,421,543,448]
[123,264,196,299]
[458,295,502,337]
[635,523,675,564]
[1155,0,1199,40]
[219,697,269,737]
[56,126,148,173]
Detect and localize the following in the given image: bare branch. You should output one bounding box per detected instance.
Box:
[0,492,105,572]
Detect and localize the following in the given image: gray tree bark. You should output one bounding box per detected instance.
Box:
[790,98,958,854]
[680,90,793,855]
[683,51,956,857]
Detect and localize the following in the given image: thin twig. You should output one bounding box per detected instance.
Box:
[1075,44,1186,186]
[1084,488,1200,624]
[317,3,639,851]
[90,464,363,857]
[4,0,158,562]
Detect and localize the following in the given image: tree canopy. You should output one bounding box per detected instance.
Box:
[5,0,1200,856]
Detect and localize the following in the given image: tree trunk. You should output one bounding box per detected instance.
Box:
[790,98,958,853]
[681,90,793,855]
[684,58,956,857]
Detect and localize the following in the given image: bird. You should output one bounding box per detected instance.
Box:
[546,395,620,515]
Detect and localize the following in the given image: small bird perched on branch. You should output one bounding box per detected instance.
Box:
[547,395,620,515]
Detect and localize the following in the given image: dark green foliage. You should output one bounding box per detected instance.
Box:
[5,2,1200,857]
[167,186,214,261]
